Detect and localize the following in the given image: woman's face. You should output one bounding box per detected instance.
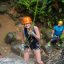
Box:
[24,23,31,29]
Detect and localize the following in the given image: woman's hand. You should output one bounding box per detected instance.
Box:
[28,29,35,36]
[28,26,40,40]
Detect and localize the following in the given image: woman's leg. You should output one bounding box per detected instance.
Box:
[33,49,44,64]
[24,48,30,63]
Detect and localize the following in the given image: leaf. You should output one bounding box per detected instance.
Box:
[43,0,48,5]
[48,6,52,13]
[61,0,64,3]
[47,0,52,4]
[31,0,37,3]
[59,8,62,13]
[60,34,64,40]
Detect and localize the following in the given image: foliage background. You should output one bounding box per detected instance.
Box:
[0,0,64,28]
[14,0,64,27]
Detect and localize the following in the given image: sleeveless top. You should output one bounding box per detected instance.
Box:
[24,28,39,44]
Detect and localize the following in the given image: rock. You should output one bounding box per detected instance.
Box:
[5,32,16,44]
[11,43,24,55]
[42,48,64,64]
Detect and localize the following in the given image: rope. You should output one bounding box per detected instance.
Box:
[24,0,39,46]
[31,0,38,29]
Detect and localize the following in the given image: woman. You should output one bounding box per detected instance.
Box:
[20,16,44,64]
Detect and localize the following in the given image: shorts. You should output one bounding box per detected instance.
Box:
[24,42,40,50]
[51,36,60,43]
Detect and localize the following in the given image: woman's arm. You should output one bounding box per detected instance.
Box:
[32,26,40,40]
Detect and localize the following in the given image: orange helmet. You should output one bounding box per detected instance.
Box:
[22,16,32,24]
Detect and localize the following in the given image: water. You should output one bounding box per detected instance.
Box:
[0,57,26,64]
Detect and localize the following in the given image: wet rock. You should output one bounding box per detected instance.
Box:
[5,32,16,44]
[0,53,36,64]
[42,48,64,64]
[0,57,26,64]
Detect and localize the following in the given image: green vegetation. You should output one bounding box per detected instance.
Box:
[0,0,64,27]
[14,0,64,27]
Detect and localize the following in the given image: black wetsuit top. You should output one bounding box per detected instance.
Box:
[24,28,40,50]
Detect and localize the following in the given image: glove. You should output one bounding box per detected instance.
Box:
[18,43,25,51]
[28,30,35,36]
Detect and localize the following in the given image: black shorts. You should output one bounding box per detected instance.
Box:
[51,37,60,43]
[24,42,40,50]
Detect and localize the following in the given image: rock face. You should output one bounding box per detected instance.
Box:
[42,48,64,64]
[11,41,64,64]
[1,47,64,64]
[58,49,64,64]
[5,30,64,64]
[0,14,64,64]
[0,14,16,56]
